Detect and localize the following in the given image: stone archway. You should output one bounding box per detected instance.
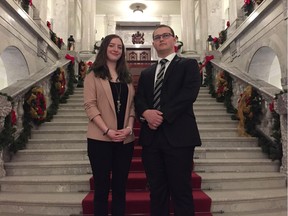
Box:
[248,46,282,89]
[0,46,29,90]
[0,58,7,90]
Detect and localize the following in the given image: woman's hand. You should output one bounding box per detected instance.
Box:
[118,127,132,137]
[107,129,127,142]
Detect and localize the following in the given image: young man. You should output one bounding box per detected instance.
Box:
[135,24,202,216]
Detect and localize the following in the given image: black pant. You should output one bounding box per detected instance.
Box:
[142,129,195,216]
[87,138,134,216]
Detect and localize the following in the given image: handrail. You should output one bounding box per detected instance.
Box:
[210,59,282,99]
[0,58,70,98]
[218,0,276,52]
[1,0,59,53]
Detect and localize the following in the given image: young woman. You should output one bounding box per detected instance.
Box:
[84,34,135,216]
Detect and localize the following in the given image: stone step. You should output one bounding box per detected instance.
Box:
[29,128,240,139]
[39,120,238,130]
[31,127,238,139]
[0,172,285,194]
[5,158,279,176]
[26,139,87,149]
[51,112,233,121]
[30,129,86,139]
[199,172,287,190]
[63,93,224,100]
[26,137,258,150]
[0,189,285,216]
[51,115,87,122]
[12,146,264,162]
[199,128,239,137]
[194,158,280,172]
[196,120,238,128]
[212,209,287,216]
[0,175,91,193]
[206,188,287,214]
[55,107,229,116]
[12,149,89,161]
[58,101,227,110]
[4,161,91,176]
[194,147,267,159]
[39,122,87,130]
[0,192,85,215]
[200,137,258,147]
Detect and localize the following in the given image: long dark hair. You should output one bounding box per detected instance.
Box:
[89,34,132,83]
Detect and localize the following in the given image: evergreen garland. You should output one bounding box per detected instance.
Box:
[20,0,30,13]
[46,71,60,122]
[223,72,236,114]
[9,109,32,153]
[258,91,285,161]
[268,110,282,160]
[204,62,216,97]
[0,62,75,153]
[243,0,254,16]
[23,87,47,126]
[244,88,262,136]
[0,94,15,151]
[202,62,284,161]
[60,62,75,103]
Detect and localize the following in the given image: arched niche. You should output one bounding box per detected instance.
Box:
[248,46,282,89]
[0,46,29,90]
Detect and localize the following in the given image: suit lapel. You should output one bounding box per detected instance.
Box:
[163,55,181,83]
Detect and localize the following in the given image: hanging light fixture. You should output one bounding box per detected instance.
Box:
[130,3,146,16]
[133,5,143,14]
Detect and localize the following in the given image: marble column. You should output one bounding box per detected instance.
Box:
[31,0,50,37]
[227,0,245,37]
[52,0,69,45]
[199,0,208,56]
[107,15,116,35]
[180,0,196,54]
[81,0,93,51]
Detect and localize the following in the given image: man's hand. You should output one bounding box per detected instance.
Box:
[142,109,163,130]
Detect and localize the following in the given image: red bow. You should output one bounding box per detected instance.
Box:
[226,21,230,28]
[86,61,93,67]
[244,0,251,5]
[47,21,51,29]
[11,110,17,125]
[65,54,75,64]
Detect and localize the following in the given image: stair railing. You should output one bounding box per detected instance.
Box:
[206,59,287,177]
[0,58,74,177]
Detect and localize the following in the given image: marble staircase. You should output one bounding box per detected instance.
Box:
[0,87,286,215]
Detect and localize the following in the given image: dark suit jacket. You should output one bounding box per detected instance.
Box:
[135,55,202,148]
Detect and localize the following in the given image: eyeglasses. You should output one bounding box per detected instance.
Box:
[153,33,173,41]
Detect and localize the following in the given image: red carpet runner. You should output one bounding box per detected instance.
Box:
[82,121,212,216]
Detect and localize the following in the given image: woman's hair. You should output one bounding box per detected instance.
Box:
[89,34,132,83]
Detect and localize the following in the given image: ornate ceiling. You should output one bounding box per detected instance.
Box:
[95,0,181,17]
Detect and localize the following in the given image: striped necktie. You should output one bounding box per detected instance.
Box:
[153,59,168,110]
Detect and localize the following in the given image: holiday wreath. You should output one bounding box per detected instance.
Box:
[24,86,47,125]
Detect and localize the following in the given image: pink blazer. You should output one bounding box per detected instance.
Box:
[84,72,135,144]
